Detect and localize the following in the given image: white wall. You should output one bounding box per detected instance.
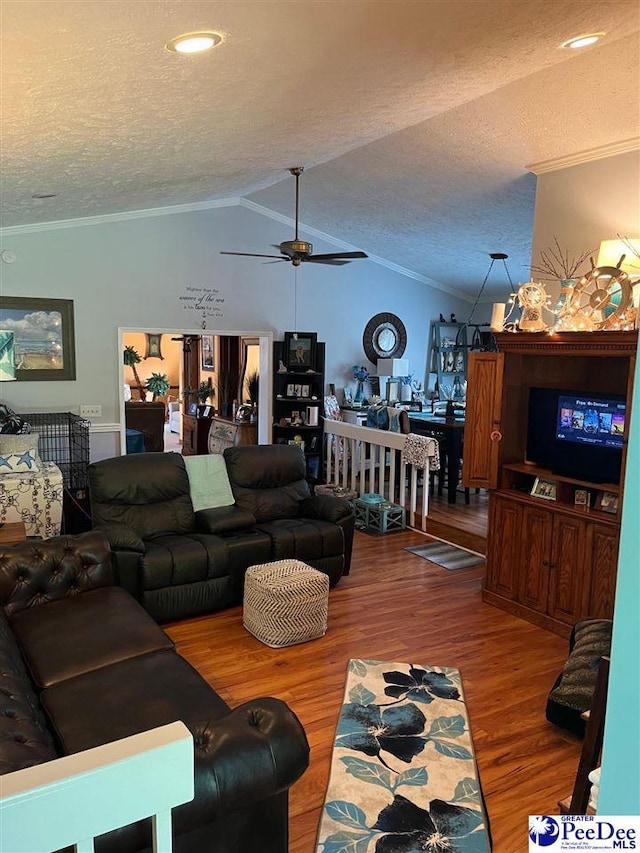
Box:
[531,150,640,294]
[0,203,470,430]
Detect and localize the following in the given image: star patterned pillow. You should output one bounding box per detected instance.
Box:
[0,434,41,474]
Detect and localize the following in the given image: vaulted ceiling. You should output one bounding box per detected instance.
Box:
[2,0,639,297]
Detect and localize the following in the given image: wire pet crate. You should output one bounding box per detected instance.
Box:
[21,412,90,492]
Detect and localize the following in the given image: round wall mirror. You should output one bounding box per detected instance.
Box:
[362,313,407,363]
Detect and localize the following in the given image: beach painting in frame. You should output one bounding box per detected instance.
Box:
[0,297,76,381]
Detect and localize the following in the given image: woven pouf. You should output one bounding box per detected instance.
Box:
[243,560,329,648]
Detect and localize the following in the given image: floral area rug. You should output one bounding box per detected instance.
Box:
[315,659,491,853]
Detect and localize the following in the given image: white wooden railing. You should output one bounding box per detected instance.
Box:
[0,722,194,853]
[323,420,433,531]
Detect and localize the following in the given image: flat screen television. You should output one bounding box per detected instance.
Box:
[526,387,626,484]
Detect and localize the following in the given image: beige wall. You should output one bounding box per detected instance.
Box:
[531,150,640,301]
[123,332,182,401]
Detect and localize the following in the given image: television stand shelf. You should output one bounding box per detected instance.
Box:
[500,463,621,523]
[463,330,637,637]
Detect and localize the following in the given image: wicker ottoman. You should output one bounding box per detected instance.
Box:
[243,560,329,648]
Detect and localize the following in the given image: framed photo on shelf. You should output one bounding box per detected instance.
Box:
[574,489,591,507]
[387,380,400,403]
[283,331,317,371]
[286,383,296,397]
[188,401,198,416]
[301,384,310,398]
[595,491,618,514]
[530,477,557,501]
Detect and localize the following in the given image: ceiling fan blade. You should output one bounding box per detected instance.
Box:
[308,251,368,261]
[303,257,351,266]
[220,251,286,259]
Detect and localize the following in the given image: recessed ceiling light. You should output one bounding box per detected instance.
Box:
[561,33,604,49]
[165,31,223,54]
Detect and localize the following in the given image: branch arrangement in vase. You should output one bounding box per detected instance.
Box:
[530,237,596,281]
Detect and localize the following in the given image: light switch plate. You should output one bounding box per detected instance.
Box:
[80,405,102,418]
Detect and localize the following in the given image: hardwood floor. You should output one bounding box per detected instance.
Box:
[423,487,489,553]
[165,522,581,853]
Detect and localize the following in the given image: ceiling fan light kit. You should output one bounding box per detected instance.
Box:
[221,166,368,267]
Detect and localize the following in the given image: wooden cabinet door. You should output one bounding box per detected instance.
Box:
[547,515,587,625]
[586,523,619,619]
[462,352,504,490]
[486,495,521,599]
[518,505,553,612]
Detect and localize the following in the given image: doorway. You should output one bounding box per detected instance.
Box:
[119,327,272,455]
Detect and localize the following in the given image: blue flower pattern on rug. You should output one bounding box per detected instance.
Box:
[316,660,491,853]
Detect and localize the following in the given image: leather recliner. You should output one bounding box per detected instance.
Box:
[224,444,355,584]
[88,448,353,623]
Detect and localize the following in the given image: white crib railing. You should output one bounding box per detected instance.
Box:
[323,419,432,531]
[0,722,193,853]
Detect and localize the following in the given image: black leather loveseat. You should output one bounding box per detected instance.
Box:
[0,531,309,853]
[88,445,354,622]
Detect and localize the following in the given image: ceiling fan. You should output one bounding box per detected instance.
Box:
[220,166,368,267]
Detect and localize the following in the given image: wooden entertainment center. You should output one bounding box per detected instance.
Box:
[463,330,637,637]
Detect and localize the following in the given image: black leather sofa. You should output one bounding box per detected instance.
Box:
[0,531,309,853]
[88,445,354,622]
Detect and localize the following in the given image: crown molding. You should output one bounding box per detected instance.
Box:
[527,137,640,175]
[239,199,474,302]
[0,193,473,301]
[0,198,240,237]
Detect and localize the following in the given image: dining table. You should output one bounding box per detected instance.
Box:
[408,412,466,504]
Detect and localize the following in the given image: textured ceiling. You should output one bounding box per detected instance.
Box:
[1,0,639,297]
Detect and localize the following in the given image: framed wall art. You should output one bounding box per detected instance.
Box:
[201,334,215,371]
[0,296,76,381]
[144,333,164,360]
[283,331,317,371]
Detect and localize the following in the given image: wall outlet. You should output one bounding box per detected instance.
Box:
[80,405,102,418]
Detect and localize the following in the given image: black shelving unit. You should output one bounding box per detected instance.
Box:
[272,340,325,485]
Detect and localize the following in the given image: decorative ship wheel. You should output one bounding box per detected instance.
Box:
[563,264,633,330]
[517,282,550,331]
[504,281,553,332]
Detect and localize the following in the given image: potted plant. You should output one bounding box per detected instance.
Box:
[145,372,170,401]
[123,345,145,400]
[197,378,214,405]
